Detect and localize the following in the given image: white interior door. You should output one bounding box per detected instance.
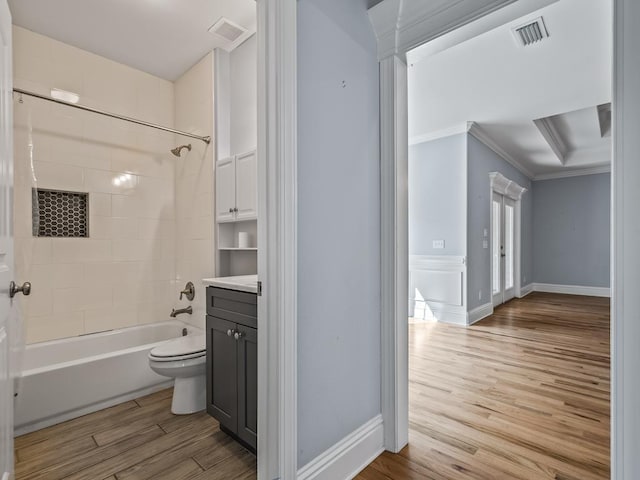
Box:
[492,193,516,306]
[0,2,16,478]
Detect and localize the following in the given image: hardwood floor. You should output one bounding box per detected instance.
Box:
[14,388,256,480]
[358,292,610,480]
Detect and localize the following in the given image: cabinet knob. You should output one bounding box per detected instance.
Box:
[234,331,244,341]
[233,207,238,213]
[229,208,234,213]
[227,329,235,337]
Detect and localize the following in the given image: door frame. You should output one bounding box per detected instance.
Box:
[368,1,632,477]
[489,172,526,307]
[256,0,298,478]
[265,0,638,477]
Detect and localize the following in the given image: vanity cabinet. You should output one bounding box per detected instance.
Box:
[205,286,257,452]
[215,150,257,223]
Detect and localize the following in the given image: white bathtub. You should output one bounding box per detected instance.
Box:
[14,321,200,435]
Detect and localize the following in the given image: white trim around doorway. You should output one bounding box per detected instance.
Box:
[256,0,298,478]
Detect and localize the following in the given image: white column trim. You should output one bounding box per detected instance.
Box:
[256,0,297,478]
[612,0,640,477]
[379,54,409,453]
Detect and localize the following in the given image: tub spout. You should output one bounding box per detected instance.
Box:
[170,306,193,318]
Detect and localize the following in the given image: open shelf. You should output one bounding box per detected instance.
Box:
[219,247,258,251]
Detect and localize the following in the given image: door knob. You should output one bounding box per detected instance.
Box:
[9,281,31,298]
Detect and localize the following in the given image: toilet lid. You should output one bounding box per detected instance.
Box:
[150,333,206,359]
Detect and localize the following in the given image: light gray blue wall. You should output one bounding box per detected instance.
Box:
[533,174,611,287]
[409,134,467,256]
[467,134,533,310]
[297,0,381,467]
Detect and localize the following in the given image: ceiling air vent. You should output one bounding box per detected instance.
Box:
[208,17,251,52]
[512,17,549,47]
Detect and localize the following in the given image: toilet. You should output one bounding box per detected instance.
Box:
[148,333,207,415]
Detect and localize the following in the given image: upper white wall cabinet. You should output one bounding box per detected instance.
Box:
[216,150,257,222]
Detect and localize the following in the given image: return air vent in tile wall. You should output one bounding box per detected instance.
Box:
[512,17,549,46]
[33,189,88,238]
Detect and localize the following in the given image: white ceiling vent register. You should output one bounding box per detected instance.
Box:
[512,17,549,47]
[208,17,251,52]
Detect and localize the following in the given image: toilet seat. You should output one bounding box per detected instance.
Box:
[149,333,206,362]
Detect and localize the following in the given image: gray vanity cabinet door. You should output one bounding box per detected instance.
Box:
[207,315,237,432]
[237,325,258,450]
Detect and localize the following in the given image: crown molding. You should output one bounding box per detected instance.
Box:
[533,117,568,165]
[408,122,472,145]
[468,122,535,179]
[533,165,611,181]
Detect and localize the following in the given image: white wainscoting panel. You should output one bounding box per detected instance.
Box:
[409,255,467,325]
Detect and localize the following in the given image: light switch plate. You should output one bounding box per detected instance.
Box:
[432,240,445,249]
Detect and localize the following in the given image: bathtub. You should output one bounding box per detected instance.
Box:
[14,321,200,436]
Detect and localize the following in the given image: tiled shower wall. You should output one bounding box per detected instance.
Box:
[174,53,216,330]
[12,26,194,343]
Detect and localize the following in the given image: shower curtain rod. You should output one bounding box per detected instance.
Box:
[13,88,212,145]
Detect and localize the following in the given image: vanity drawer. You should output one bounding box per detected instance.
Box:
[206,287,257,329]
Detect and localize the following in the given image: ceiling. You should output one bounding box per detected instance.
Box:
[407,0,612,179]
[8,0,256,81]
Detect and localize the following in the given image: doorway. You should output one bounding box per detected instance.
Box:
[492,192,516,306]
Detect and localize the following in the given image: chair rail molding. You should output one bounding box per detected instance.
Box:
[368,0,565,461]
[256,0,297,478]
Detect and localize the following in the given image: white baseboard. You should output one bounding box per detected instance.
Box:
[297,414,384,480]
[467,302,493,325]
[519,283,534,297]
[533,283,611,298]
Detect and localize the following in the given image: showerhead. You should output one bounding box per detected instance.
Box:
[171,144,192,157]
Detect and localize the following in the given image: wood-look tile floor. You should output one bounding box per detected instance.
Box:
[358,292,610,480]
[14,388,256,480]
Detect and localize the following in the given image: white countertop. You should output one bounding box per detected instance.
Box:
[202,275,258,294]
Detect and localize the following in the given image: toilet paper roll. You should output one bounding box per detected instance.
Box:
[238,232,251,249]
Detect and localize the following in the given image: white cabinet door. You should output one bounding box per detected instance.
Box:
[0,2,16,478]
[216,157,236,222]
[235,151,257,221]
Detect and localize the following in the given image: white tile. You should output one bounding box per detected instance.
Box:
[30,263,83,289]
[112,239,145,262]
[33,161,84,192]
[23,286,53,317]
[84,169,138,195]
[138,218,174,239]
[112,217,139,239]
[54,283,112,313]
[15,238,53,266]
[25,311,84,344]
[112,195,141,218]
[83,306,137,333]
[139,260,175,282]
[90,193,111,217]
[52,238,111,263]
[89,216,113,239]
